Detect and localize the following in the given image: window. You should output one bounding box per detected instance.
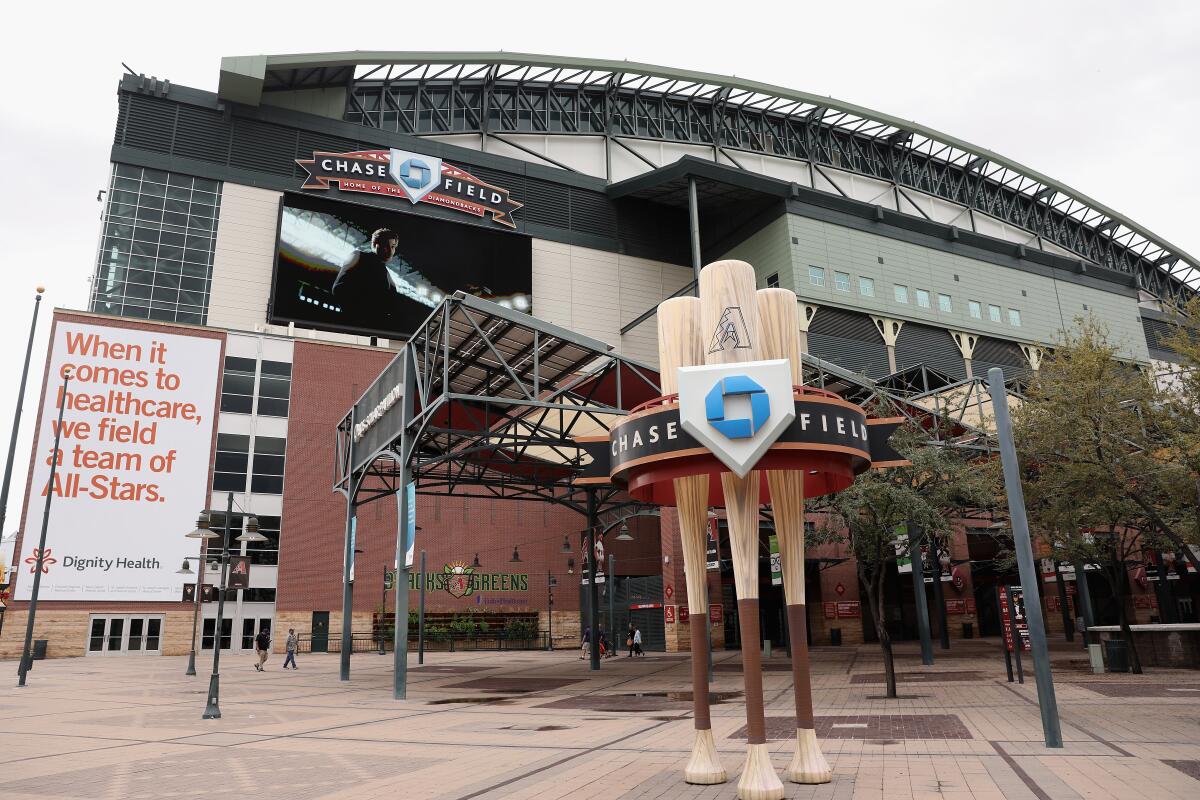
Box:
[765,273,779,289]
[988,304,1002,323]
[257,361,291,418]
[1008,308,1022,326]
[858,277,875,297]
[87,615,163,654]
[968,300,982,319]
[221,357,256,414]
[251,436,287,494]
[213,434,250,492]
[202,618,234,650]
[808,266,825,287]
[88,165,220,324]
[246,515,281,565]
[938,293,952,313]
[834,272,851,292]
[894,285,909,304]
[916,289,931,309]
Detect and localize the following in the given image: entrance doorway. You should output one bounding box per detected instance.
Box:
[311,611,330,652]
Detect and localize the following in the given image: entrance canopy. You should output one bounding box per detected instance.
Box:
[334,292,663,514]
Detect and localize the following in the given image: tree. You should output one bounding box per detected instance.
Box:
[809,415,996,697]
[1012,319,1181,672]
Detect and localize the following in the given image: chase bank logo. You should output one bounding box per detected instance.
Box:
[706,375,770,439]
[389,149,443,204]
[678,360,796,477]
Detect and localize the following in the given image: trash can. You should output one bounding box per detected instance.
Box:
[829,628,842,646]
[32,640,48,660]
[1104,638,1130,673]
[962,622,974,639]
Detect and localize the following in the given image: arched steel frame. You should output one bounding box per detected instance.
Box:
[228,52,1199,307]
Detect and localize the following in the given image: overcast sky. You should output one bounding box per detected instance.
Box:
[0,0,1197,535]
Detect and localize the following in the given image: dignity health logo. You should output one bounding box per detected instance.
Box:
[25,548,57,574]
[23,548,160,574]
[677,360,796,477]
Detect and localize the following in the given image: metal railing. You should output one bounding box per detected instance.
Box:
[296,630,551,654]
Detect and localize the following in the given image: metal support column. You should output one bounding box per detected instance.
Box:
[1055,565,1073,641]
[586,489,601,670]
[608,553,615,645]
[393,350,417,699]
[1074,560,1096,647]
[418,550,426,664]
[0,290,41,556]
[908,524,934,666]
[687,177,702,296]
[931,547,950,650]
[988,367,1062,748]
[339,407,357,683]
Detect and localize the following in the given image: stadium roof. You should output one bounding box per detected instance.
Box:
[219,52,1198,306]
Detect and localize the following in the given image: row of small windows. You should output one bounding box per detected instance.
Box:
[221,357,292,418]
[214,434,287,496]
[805,266,1022,327]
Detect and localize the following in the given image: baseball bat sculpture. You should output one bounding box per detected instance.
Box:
[657,296,726,785]
[700,260,785,800]
[758,288,833,784]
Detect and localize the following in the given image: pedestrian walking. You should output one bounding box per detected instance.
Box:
[254,626,271,671]
[627,622,636,657]
[598,627,609,658]
[580,626,591,660]
[282,628,299,670]
[633,626,643,657]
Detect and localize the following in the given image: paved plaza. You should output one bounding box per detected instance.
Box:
[2,640,1198,799]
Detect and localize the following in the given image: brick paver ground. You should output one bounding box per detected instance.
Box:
[2,638,1198,799]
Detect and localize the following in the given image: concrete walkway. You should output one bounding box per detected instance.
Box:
[2,639,1198,799]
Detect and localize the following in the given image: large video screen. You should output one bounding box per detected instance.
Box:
[270,193,532,338]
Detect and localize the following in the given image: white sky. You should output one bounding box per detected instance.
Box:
[0,0,1197,533]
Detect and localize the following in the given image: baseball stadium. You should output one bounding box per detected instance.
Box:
[3,51,1196,672]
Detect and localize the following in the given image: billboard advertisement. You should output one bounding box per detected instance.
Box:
[269,192,532,339]
[16,321,221,601]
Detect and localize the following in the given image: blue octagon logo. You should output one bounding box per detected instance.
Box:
[705,375,771,440]
[398,158,433,190]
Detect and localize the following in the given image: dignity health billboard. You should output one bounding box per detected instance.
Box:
[16,320,221,601]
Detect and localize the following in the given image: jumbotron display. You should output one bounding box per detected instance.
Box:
[270,193,532,338]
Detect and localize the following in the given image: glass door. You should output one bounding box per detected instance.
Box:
[86,616,164,655]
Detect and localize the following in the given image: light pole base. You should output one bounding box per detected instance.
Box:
[202,673,221,719]
[185,651,197,676]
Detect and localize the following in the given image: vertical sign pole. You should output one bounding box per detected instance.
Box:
[1055,565,1073,641]
[908,524,935,666]
[0,290,42,554]
[608,553,615,646]
[687,178,701,296]
[1074,560,1096,648]
[931,546,950,650]
[988,367,1062,748]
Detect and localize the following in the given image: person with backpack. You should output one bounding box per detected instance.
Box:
[627,623,636,657]
[254,627,271,671]
[282,628,298,670]
[580,626,591,660]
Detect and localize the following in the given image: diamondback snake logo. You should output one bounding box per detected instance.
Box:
[707,307,752,354]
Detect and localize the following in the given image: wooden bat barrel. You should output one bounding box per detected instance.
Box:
[658,297,725,784]
[758,288,831,783]
[701,260,782,800]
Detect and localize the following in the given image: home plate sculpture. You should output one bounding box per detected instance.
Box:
[580,260,905,798]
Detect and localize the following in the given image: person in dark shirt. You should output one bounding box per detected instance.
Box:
[332,228,400,330]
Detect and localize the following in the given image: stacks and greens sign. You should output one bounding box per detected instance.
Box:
[408,561,529,598]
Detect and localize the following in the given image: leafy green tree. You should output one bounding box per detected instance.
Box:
[1012,319,1179,672]
[809,415,996,697]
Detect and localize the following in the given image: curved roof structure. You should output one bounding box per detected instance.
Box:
[220,51,1198,306]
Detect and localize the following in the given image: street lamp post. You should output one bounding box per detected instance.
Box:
[17,366,69,688]
[0,289,43,552]
[547,571,556,651]
[186,492,266,719]
[177,540,206,676]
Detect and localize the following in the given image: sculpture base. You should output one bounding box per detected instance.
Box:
[785,727,832,784]
[736,743,784,800]
[684,728,727,784]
